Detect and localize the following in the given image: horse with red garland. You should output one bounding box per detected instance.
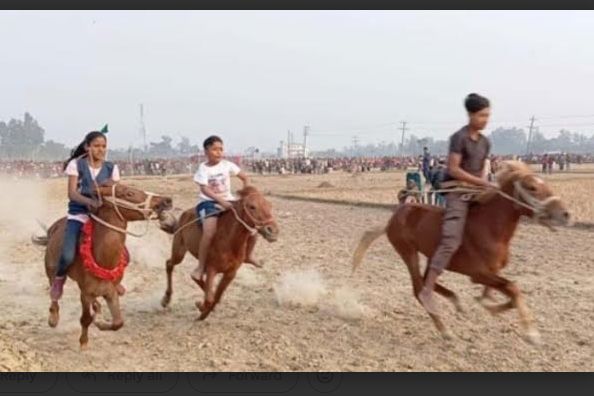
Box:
[33,180,172,348]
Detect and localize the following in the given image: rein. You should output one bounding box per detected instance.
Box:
[171,193,273,237]
[90,182,161,238]
[424,182,560,219]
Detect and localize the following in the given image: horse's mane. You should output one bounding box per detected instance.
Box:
[475,160,534,204]
[494,160,534,187]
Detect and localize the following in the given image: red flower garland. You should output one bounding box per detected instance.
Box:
[79,221,129,281]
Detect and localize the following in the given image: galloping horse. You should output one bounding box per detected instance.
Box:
[352,161,569,344]
[159,186,279,320]
[33,181,172,348]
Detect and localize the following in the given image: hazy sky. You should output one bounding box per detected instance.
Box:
[1,10,594,153]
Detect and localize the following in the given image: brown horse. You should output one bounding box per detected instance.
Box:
[159,186,279,320]
[352,161,569,344]
[33,181,172,348]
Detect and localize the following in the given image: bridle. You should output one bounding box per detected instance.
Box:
[508,180,562,220]
[230,193,275,236]
[90,182,162,237]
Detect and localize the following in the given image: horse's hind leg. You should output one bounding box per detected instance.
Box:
[396,246,452,340]
[434,283,464,314]
[79,293,95,349]
[475,286,497,304]
[472,272,540,345]
[161,235,188,308]
[95,288,124,331]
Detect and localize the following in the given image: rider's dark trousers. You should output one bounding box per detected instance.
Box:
[428,193,469,274]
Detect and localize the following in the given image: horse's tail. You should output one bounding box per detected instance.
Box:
[351,224,387,275]
[31,219,49,246]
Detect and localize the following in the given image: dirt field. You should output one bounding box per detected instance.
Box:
[1,166,593,372]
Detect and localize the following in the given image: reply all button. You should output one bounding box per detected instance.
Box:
[66,373,179,393]
[188,373,299,393]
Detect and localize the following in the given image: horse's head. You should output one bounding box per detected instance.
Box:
[495,161,570,228]
[95,180,173,221]
[236,186,279,242]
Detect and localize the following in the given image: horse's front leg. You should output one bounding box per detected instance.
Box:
[213,270,237,306]
[79,293,96,349]
[197,267,217,320]
[244,235,262,268]
[95,285,124,331]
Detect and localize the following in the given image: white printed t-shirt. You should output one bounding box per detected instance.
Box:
[65,159,120,223]
[193,160,241,203]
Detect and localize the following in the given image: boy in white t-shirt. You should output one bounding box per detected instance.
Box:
[190,135,255,283]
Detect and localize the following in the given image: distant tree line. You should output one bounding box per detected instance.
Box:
[313,127,594,158]
[0,113,201,161]
[2,113,594,160]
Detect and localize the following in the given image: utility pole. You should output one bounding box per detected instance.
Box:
[399,121,408,158]
[352,135,359,157]
[525,116,536,155]
[287,130,291,158]
[303,125,309,158]
[139,104,147,154]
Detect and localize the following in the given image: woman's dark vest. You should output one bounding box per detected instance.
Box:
[67,157,114,215]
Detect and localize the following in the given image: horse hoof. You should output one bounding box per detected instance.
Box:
[95,321,111,331]
[441,330,455,341]
[453,301,466,315]
[79,341,88,350]
[161,295,171,308]
[524,329,542,346]
[48,318,58,328]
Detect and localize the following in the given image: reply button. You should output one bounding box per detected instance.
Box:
[188,373,299,393]
[0,373,57,393]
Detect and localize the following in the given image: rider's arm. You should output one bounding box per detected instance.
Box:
[67,175,96,207]
[198,184,233,209]
[236,171,250,188]
[447,153,491,188]
[481,158,491,180]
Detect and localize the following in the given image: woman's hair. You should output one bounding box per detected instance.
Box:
[203,135,223,150]
[464,93,490,114]
[63,131,106,171]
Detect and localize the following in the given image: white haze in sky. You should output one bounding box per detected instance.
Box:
[1,10,593,152]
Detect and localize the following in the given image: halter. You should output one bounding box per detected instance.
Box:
[459,180,562,220]
[104,182,157,221]
[434,178,562,220]
[508,180,562,219]
[237,194,275,231]
[90,182,162,238]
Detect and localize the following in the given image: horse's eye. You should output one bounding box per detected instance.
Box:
[126,191,134,198]
[526,185,537,192]
[249,205,257,210]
